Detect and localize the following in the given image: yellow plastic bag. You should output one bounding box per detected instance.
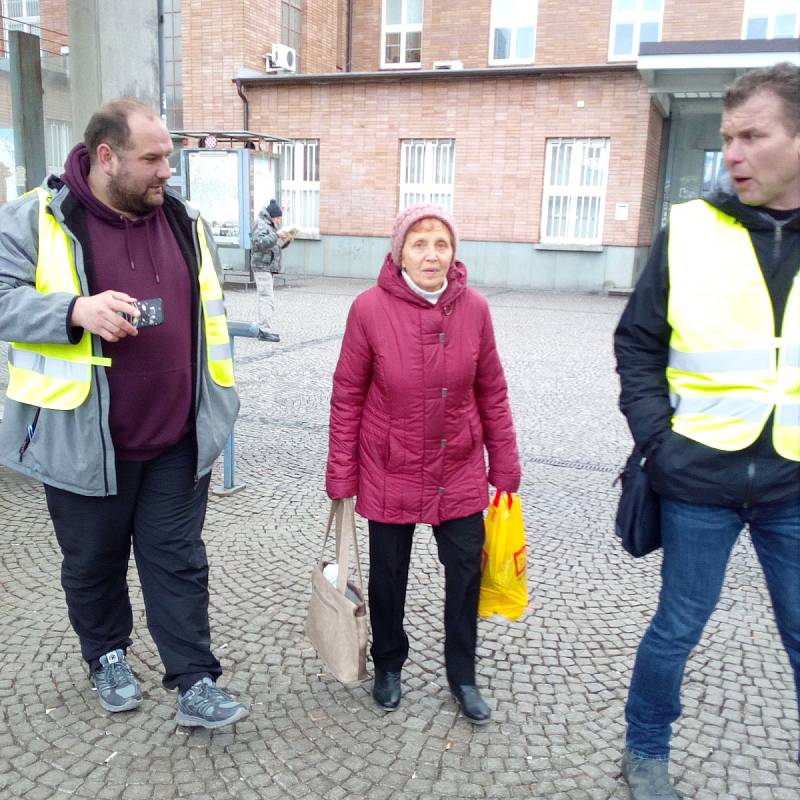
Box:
[479,490,528,620]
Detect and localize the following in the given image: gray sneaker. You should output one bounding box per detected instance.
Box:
[175,677,249,729]
[621,750,678,799]
[90,649,143,712]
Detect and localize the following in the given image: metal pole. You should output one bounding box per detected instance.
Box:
[211,321,266,496]
[9,31,46,193]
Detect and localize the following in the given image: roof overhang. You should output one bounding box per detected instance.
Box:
[638,38,800,116]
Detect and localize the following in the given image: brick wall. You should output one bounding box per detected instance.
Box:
[536,0,615,65]
[183,0,278,130]
[663,0,745,41]
[246,69,656,246]
[350,0,382,71]
[39,0,69,53]
[637,102,665,245]
[302,0,340,73]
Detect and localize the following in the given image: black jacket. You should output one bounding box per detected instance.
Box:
[614,192,800,508]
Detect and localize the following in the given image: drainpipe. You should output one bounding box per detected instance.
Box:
[157,0,166,122]
[235,79,249,130]
[346,0,353,72]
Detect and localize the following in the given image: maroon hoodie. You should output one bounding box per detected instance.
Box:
[62,144,193,461]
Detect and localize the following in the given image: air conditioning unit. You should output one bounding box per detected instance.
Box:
[432,59,464,70]
[269,43,297,72]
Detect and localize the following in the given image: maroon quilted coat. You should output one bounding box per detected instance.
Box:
[326,254,521,525]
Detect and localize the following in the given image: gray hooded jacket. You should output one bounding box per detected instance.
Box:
[0,178,240,496]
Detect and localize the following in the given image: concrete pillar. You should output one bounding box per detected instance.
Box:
[68,0,160,140]
[9,31,46,192]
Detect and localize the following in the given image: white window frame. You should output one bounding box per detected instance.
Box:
[488,0,538,66]
[45,119,71,175]
[741,0,800,39]
[381,0,423,70]
[540,137,610,246]
[3,0,40,53]
[608,0,663,62]
[3,0,39,25]
[399,138,455,211]
[274,139,320,235]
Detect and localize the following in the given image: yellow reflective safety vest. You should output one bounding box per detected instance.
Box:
[666,199,800,461]
[7,189,234,411]
[7,188,110,410]
[195,218,235,387]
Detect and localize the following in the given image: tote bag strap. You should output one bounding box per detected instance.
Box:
[321,499,365,596]
[336,497,365,592]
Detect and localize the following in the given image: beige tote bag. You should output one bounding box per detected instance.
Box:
[305,498,369,684]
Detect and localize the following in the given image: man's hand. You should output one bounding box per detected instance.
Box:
[71,291,140,342]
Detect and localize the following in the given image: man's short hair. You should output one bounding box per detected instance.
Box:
[723,62,800,135]
[83,98,158,161]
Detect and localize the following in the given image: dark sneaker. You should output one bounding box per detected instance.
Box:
[621,750,678,799]
[90,649,143,712]
[175,677,249,729]
[257,328,280,342]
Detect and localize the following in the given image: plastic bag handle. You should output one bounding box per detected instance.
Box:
[492,488,513,509]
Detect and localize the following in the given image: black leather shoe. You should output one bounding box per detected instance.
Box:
[373,669,401,711]
[450,684,491,724]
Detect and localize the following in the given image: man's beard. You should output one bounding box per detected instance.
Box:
[107,173,165,217]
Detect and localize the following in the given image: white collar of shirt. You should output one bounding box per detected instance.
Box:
[401,269,448,305]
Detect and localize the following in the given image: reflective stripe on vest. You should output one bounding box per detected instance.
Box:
[6,189,111,411]
[195,219,235,387]
[667,199,800,460]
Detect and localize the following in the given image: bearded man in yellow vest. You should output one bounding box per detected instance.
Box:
[0,99,247,729]
[614,63,800,799]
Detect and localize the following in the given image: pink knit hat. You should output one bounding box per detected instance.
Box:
[391,203,459,267]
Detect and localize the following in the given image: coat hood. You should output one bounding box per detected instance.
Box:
[377,253,469,307]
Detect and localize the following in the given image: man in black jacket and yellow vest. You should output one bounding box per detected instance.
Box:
[615,63,800,799]
[0,99,247,728]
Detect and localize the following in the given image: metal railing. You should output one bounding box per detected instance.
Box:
[212,320,266,496]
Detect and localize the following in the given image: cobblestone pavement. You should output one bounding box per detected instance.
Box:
[0,277,798,800]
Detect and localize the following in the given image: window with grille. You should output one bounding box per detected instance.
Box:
[742,0,799,39]
[45,119,71,175]
[608,0,663,60]
[4,0,39,21]
[274,139,319,234]
[489,0,537,65]
[382,0,423,68]
[399,139,455,211]
[282,0,301,56]
[541,138,610,245]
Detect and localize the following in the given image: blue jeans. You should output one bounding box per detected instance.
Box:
[625,496,800,759]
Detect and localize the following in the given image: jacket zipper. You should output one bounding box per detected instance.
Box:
[18,407,41,461]
[773,222,783,263]
[191,219,203,484]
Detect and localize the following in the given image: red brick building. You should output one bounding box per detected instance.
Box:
[17,1,800,289]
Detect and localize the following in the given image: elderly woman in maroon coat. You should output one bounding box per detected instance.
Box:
[326,203,521,723]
